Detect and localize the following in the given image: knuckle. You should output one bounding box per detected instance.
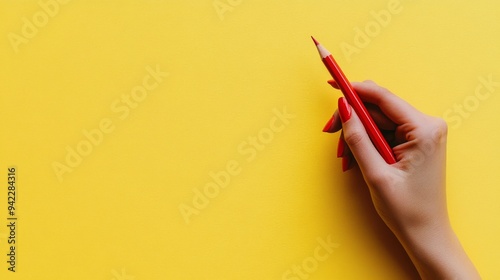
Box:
[429,117,448,143]
[416,116,448,144]
[434,117,448,133]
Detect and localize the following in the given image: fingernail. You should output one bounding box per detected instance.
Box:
[342,156,351,172]
[322,115,335,132]
[338,97,351,122]
[327,79,339,89]
[337,136,345,158]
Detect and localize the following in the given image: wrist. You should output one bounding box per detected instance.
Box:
[395,221,480,279]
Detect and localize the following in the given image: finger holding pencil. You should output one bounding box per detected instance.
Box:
[312,37,481,279]
[312,36,396,165]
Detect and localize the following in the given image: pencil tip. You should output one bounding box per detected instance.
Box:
[311,36,319,46]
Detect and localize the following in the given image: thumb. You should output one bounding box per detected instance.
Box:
[338,97,388,177]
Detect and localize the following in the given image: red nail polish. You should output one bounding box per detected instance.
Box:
[327,79,339,89]
[322,115,335,132]
[342,156,351,172]
[338,97,351,122]
[337,137,345,158]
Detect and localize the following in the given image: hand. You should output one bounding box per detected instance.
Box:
[323,80,480,279]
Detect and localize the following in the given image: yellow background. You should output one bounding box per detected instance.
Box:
[1,0,499,279]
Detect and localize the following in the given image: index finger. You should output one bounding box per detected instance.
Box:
[351,80,423,125]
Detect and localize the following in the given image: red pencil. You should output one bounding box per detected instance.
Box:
[312,36,396,164]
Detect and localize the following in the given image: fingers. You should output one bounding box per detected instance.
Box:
[364,103,396,131]
[338,132,355,172]
[351,81,422,125]
[322,110,341,133]
[327,79,340,89]
[338,97,387,175]
[323,105,395,134]
[337,132,347,157]
[328,79,423,125]
[323,80,426,174]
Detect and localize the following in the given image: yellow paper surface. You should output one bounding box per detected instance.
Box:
[1,0,499,279]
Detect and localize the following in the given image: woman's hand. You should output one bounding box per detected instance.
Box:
[323,80,480,279]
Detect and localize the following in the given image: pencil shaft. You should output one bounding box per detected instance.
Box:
[313,37,396,164]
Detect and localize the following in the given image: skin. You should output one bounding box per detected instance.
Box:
[326,80,480,279]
